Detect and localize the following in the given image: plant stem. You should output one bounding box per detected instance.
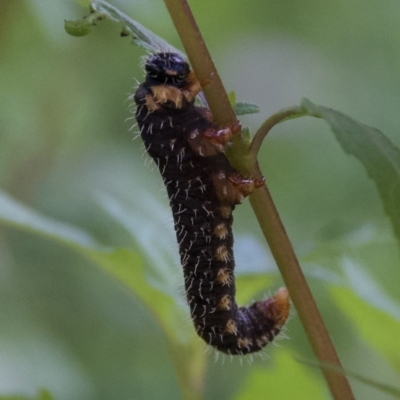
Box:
[163,0,236,127]
[246,161,355,400]
[163,0,355,399]
[250,106,306,157]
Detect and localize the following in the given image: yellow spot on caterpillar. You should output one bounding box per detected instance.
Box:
[271,287,291,326]
[213,223,228,239]
[216,268,231,286]
[219,205,232,219]
[144,94,160,111]
[150,84,183,108]
[215,245,229,262]
[237,337,252,349]
[257,287,291,328]
[225,319,238,335]
[218,294,231,310]
[256,336,269,348]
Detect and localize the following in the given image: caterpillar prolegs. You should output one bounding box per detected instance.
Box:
[134,52,290,355]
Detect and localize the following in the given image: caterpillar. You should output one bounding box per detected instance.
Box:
[134,52,290,355]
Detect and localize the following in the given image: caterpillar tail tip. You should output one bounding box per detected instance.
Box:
[270,287,290,326]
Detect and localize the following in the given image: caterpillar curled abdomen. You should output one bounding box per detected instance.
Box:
[134,52,290,355]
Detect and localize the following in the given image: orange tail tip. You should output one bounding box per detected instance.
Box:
[268,287,290,327]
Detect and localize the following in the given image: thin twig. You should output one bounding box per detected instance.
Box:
[250,106,306,157]
[163,0,237,127]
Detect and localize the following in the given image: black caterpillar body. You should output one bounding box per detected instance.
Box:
[134,52,289,355]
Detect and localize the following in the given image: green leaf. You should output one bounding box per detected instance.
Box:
[36,391,53,400]
[0,389,54,400]
[233,350,325,400]
[342,258,400,320]
[94,191,179,295]
[240,126,252,146]
[67,0,182,54]
[0,190,98,250]
[0,190,204,399]
[227,90,237,107]
[299,359,400,399]
[64,19,93,37]
[330,260,400,372]
[233,102,260,116]
[87,247,191,344]
[0,190,192,345]
[301,98,400,247]
[235,274,273,305]
[73,0,91,5]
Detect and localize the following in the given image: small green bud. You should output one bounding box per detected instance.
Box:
[64,19,93,37]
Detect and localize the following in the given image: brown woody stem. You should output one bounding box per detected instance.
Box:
[163,0,236,127]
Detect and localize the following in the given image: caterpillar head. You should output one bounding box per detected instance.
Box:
[145,52,190,88]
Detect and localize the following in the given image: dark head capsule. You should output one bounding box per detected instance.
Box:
[145,52,190,88]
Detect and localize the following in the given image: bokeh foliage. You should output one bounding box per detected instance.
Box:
[0,0,399,399]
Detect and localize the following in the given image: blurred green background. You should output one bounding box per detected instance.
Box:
[1,0,400,399]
